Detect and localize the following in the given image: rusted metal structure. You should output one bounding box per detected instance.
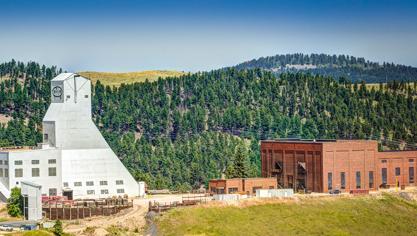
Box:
[42,196,132,220]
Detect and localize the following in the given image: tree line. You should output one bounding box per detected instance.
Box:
[234,53,417,83]
[1,60,417,189]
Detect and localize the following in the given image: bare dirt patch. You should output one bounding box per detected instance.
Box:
[0,114,12,126]
[63,194,186,235]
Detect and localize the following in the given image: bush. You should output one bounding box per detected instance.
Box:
[53,220,63,236]
[7,187,23,217]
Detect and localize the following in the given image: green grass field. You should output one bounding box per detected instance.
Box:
[156,193,417,236]
[78,70,185,86]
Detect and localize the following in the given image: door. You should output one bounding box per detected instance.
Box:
[63,190,73,200]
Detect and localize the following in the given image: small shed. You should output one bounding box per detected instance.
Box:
[138,181,146,198]
[21,181,42,221]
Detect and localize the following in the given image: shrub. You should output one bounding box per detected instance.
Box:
[53,220,63,236]
[7,187,23,217]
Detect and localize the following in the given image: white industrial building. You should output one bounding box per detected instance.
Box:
[0,73,140,200]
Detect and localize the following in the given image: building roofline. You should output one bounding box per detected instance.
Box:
[261,139,379,144]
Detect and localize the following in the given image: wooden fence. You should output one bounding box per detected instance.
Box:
[149,194,211,212]
[42,198,133,220]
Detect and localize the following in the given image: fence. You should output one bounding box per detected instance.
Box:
[149,194,211,212]
[42,197,133,220]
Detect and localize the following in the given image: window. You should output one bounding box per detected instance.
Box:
[356,171,361,189]
[31,160,39,165]
[5,168,8,177]
[48,159,56,164]
[381,160,387,163]
[84,95,89,98]
[0,160,3,165]
[87,190,95,195]
[340,172,346,189]
[15,168,23,178]
[116,180,124,185]
[0,168,3,177]
[252,186,261,194]
[382,168,387,184]
[101,189,109,194]
[369,171,374,188]
[86,181,94,186]
[63,182,69,187]
[409,159,415,163]
[4,161,8,165]
[32,168,40,177]
[328,172,333,190]
[14,160,22,165]
[49,188,57,196]
[100,181,108,186]
[117,189,125,194]
[66,95,71,99]
[228,187,238,193]
[409,167,415,183]
[48,167,57,176]
[74,182,82,187]
[44,134,48,141]
[395,167,401,176]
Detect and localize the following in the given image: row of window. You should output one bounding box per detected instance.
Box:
[14,159,56,165]
[0,160,8,165]
[15,167,56,178]
[381,159,415,163]
[87,189,125,195]
[328,167,415,190]
[328,171,372,190]
[64,180,124,187]
[48,188,125,196]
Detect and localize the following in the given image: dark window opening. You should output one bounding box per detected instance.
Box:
[252,186,262,194]
[328,172,333,190]
[382,168,387,184]
[395,167,401,176]
[369,171,374,188]
[340,172,346,189]
[275,161,283,171]
[409,159,414,163]
[228,187,238,193]
[356,171,361,189]
[409,167,415,183]
[381,160,387,163]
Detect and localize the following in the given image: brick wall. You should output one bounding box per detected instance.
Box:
[261,140,417,193]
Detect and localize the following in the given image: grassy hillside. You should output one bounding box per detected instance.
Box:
[78,70,186,86]
[156,193,417,236]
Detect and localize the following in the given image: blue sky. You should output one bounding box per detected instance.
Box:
[0,0,416,72]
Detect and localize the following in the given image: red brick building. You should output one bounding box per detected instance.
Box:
[261,139,417,193]
[209,178,277,195]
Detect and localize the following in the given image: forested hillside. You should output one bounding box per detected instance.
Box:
[234,53,417,83]
[1,60,417,189]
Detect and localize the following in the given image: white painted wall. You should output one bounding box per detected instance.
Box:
[61,148,139,198]
[8,149,62,196]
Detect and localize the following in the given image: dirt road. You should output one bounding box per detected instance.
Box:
[63,194,185,235]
